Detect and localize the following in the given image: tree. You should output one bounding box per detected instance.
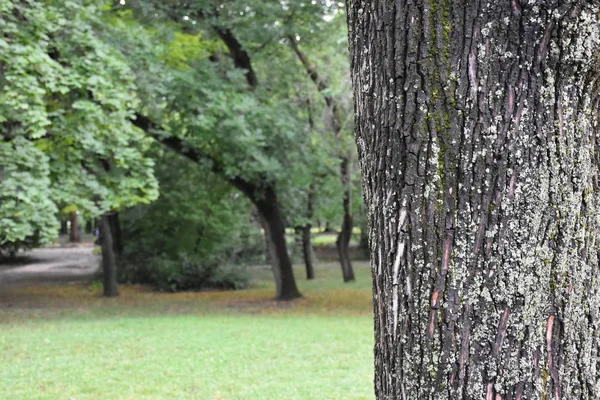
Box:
[99,213,118,297]
[288,27,357,282]
[347,1,600,398]
[0,0,158,294]
[110,1,334,300]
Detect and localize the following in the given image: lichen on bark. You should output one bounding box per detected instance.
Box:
[347,0,600,398]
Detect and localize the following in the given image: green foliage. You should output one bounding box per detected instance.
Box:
[117,149,263,291]
[124,150,261,256]
[164,31,223,70]
[1,0,361,271]
[0,0,158,253]
[0,140,58,255]
[120,253,250,293]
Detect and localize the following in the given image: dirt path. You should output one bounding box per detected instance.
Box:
[0,247,100,287]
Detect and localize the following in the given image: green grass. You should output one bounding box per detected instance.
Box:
[312,234,338,246]
[0,264,374,400]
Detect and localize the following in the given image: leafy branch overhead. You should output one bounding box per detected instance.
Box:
[0,0,158,250]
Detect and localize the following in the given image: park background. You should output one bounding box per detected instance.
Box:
[0,0,375,399]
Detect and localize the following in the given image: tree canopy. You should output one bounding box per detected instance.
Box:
[0,0,158,254]
[0,0,359,300]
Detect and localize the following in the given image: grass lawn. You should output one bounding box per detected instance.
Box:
[0,264,374,400]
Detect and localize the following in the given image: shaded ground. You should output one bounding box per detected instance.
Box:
[0,247,100,287]
[0,245,370,314]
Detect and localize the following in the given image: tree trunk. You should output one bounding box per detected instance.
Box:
[108,212,124,256]
[253,187,302,300]
[324,221,334,233]
[301,182,317,280]
[347,1,600,399]
[296,224,316,280]
[99,214,118,297]
[358,204,369,260]
[68,212,80,242]
[337,154,355,282]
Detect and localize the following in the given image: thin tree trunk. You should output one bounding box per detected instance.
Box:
[288,36,355,282]
[296,224,316,280]
[302,225,316,280]
[108,212,123,256]
[347,1,600,399]
[253,187,302,300]
[337,154,355,282]
[69,212,80,242]
[302,182,317,280]
[99,214,118,297]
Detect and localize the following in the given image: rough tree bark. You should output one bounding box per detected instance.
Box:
[347,1,600,399]
[99,213,118,297]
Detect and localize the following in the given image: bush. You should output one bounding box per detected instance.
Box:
[116,151,267,292]
[119,252,250,293]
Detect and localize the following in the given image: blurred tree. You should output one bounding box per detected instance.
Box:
[106,1,348,299]
[0,0,158,295]
[115,0,360,292]
[287,16,356,282]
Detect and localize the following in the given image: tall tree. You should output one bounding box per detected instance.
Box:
[288,34,356,282]
[111,2,307,300]
[347,1,600,399]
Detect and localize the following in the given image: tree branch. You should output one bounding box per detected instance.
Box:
[288,35,342,134]
[130,113,257,198]
[170,7,259,90]
[213,26,259,90]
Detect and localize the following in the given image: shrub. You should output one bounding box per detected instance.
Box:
[119,252,250,293]
[116,151,266,292]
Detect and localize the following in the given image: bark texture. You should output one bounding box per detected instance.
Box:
[347,1,600,398]
[99,214,118,297]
